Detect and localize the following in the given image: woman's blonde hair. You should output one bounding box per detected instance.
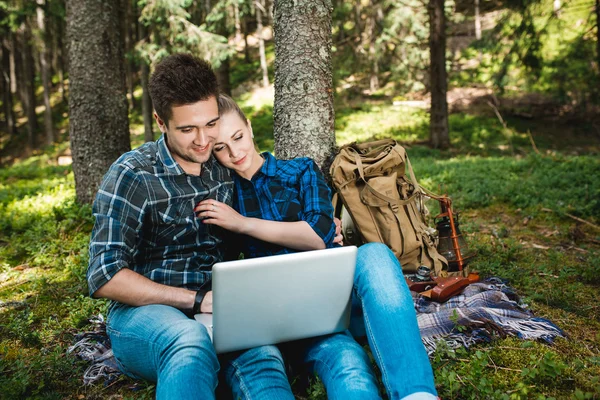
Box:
[217,94,248,124]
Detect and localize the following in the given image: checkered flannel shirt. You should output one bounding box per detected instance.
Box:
[87,135,233,307]
[232,152,338,258]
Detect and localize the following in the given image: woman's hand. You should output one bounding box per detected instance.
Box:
[195,200,248,233]
[333,217,344,246]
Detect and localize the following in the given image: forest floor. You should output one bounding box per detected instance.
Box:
[0,94,599,399]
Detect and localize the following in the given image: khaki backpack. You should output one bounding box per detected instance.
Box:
[330,139,463,277]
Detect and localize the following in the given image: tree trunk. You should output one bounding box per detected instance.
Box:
[216,59,232,96]
[56,16,67,103]
[242,15,251,62]
[66,0,131,204]
[596,0,600,73]
[138,22,154,143]
[141,60,154,143]
[9,32,16,94]
[273,0,335,170]
[213,8,232,96]
[428,0,450,149]
[368,0,380,92]
[354,1,363,38]
[2,38,16,136]
[267,0,274,27]
[474,0,481,40]
[36,0,54,145]
[233,0,241,40]
[257,0,269,87]
[124,0,136,110]
[22,22,38,148]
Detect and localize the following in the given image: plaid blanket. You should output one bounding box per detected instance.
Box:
[415,278,565,355]
[67,315,122,386]
[69,278,565,385]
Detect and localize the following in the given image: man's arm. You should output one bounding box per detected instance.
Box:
[88,163,211,312]
[94,268,213,312]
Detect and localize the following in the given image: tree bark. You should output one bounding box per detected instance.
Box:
[56,15,67,103]
[368,0,381,92]
[22,21,38,148]
[66,0,131,204]
[474,0,481,40]
[140,59,154,143]
[124,0,137,110]
[36,0,54,145]
[138,22,154,143]
[2,38,16,136]
[216,59,232,96]
[242,14,251,63]
[428,0,450,149]
[233,0,241,40]
[257,0,269,87]
[273,0,335,170]
[9,32,16,94]
[596,0,600,73]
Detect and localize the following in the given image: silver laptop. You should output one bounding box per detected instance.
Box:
[194,246,357,354]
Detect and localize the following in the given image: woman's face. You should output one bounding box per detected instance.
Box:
[213,111,262,179]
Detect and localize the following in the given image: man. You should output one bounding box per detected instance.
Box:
[88,53,379,400]
[87,54,295,399]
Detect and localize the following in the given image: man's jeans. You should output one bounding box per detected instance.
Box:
[350,242,438,399]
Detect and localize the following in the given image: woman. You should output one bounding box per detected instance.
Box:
[195,95,438,400]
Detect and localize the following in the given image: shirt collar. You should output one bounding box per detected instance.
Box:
[259,152,277,178]
[157,134,185,175]
[157,133,223,176]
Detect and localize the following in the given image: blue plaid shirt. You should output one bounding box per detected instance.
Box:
[232,152,337,258]
[87,135,233,307]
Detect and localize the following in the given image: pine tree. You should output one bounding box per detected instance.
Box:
[66,0,131,204]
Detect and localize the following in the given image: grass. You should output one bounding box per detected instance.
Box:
[1,95,599,399]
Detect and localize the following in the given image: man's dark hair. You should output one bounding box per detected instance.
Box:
[148,53,219,126]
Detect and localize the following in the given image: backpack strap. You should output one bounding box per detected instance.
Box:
[332,192,342,219]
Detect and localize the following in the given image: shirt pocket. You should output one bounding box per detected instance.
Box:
[157,200,198,245]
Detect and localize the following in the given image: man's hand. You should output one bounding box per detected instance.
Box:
[333,217,344,246]
[200,291,213,313]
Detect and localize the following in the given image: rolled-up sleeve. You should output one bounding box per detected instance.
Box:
[298,160,337,247]
[87,164,147,296]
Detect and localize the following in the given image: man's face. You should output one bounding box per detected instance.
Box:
[155,97,220,174]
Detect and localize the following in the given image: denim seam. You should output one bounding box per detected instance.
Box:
[106,326,160,381]
[353,285,393,397]
[309,353,335,398]
[230,359,253,400]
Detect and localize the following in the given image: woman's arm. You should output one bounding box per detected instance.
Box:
[195,200,326,250]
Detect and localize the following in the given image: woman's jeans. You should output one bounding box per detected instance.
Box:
[350,243,438,399]
[107,243,436,399]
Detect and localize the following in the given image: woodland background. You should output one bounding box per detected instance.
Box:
[0,0,599,399]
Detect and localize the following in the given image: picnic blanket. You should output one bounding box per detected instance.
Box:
[68,277,565,385]
[415,277,565,355]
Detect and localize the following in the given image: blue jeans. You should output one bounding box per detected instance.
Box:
[223,331,380,399]
[108,305,379,399]
[350,243,438,399]
[108,304,295,400]
[107,304,219,399]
